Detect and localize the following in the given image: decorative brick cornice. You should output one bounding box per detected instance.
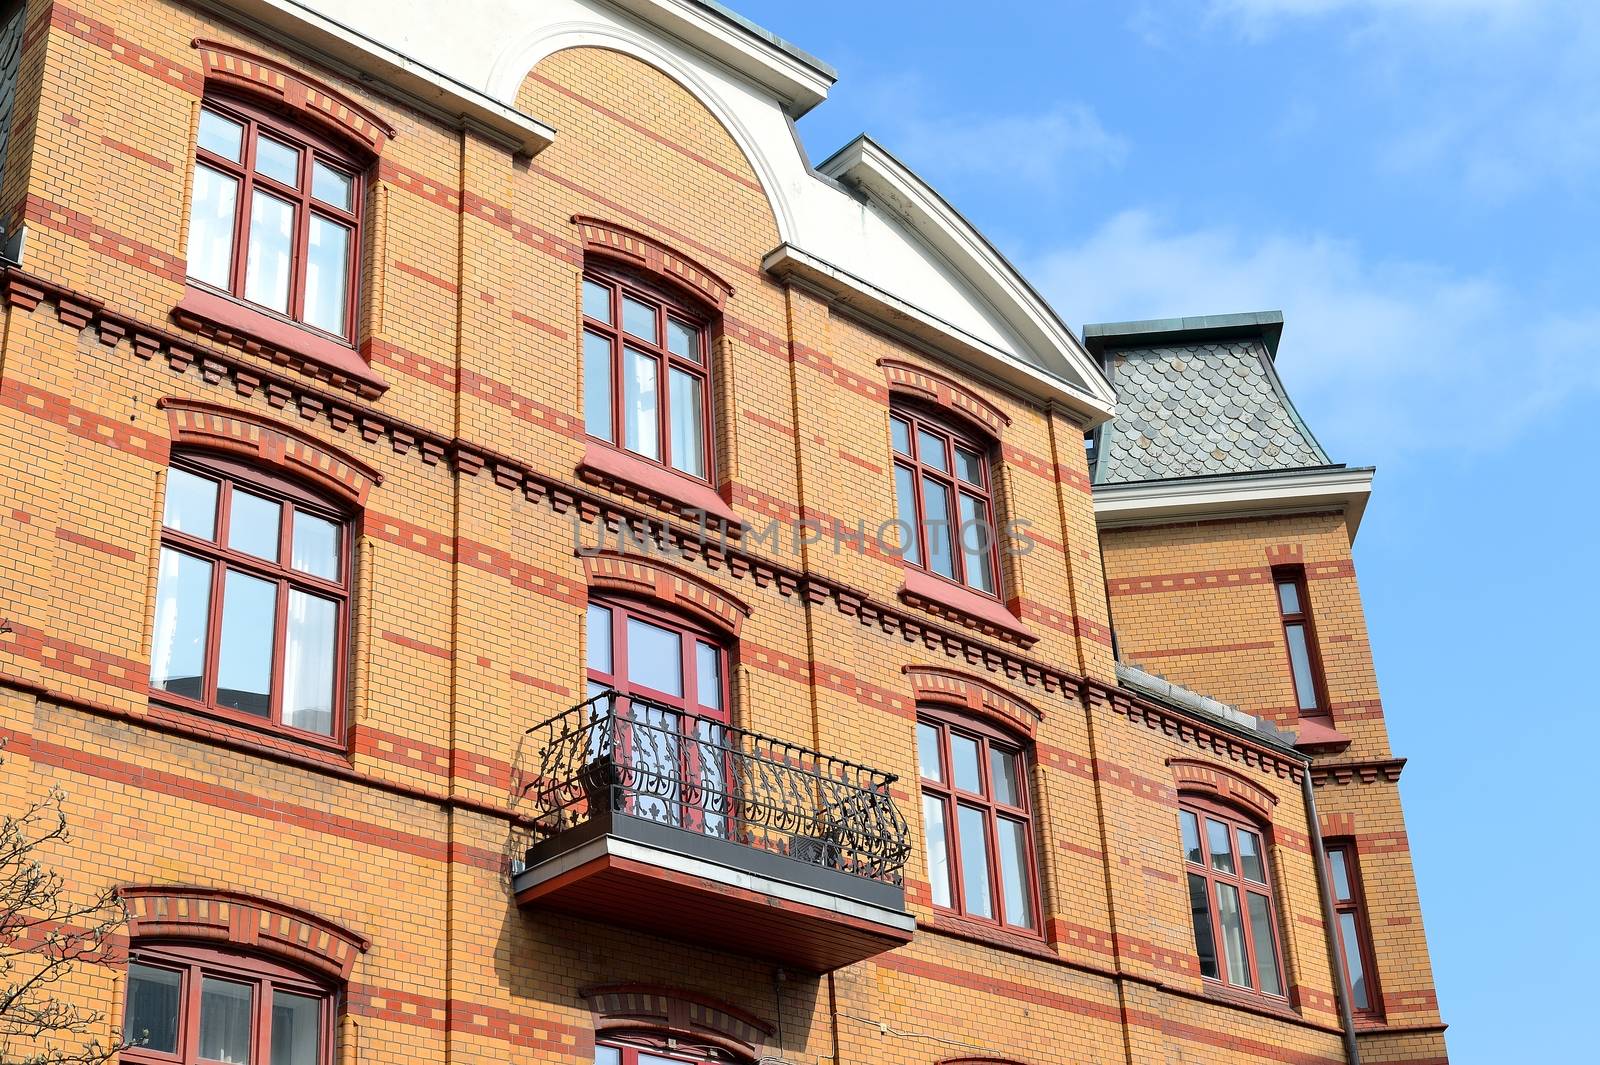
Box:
[583,550,752,637]
[1102,686,1305,783]
[121,886,369,980]
[878,357,1011,439]
[161,398,382,505]
[1310,757,1406,786]
[905,665,1041,736]
[580,983,771,1057]
[193,40,395,155]
[572,215,733,309]
[1168,757,1280,819]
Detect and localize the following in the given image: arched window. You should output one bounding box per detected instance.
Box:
[122,944,334,1065]
[148,453,352,742]
[595,1036,746,1064]
[916,708,1039,932]
[1179,797,1286,999]
[582,265,716,483]
[186,95,366,342]
[890,405,1001,596]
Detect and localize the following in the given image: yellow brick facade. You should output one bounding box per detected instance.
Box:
[0,2,1444,1063]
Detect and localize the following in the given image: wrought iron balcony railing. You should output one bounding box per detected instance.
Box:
[524,691,911,887]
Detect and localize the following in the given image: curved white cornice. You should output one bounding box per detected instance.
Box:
[1093,465,1376,541]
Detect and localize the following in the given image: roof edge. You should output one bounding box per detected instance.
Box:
[1093,465,1375,542]
[1085,310,1285,360]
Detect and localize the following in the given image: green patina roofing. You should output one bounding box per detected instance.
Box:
[688,0,837,81]
[1085,310,1285,360]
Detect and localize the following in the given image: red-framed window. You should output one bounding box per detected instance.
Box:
[916,708,1039,932]
[595,1036,743,1064]
[122,944,334,1065]
[890,407,1001,596]
[148,455,352,743]
[586,596,731,831]
[1325,840,1381,1017]
[1179,798,1287,998]
[582,268,715,483]
[187,96,365,342]
[1274,566,1330,719]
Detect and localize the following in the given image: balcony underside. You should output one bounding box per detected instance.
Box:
[513,812,914,973]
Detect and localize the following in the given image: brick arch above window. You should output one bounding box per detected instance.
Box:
[1169,758,1280,821]
[120,886,370,981]
[160,398,382,506]
[878,358,1012,441]
[192,40,395,156]
[573,216,734,310]
[905,665,1041,737]
[581,983,773,1060]
[938,1058,1037,1065]
[583,551,751,638]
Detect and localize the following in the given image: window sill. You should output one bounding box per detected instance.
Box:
[172,285,388,399]
[1199,978,1299,1021]
[1292,715,1352,754]
[148,691,348,759]
[920,913,1052,959]
[899,568,1037,647]
[577,438,742,536]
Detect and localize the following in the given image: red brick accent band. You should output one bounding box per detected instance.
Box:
[161,398,383,505]
[573,216,733,309]
[583,551,752,637]
[122,885,369,979]
[580,983,772,1057]
[904,664,1042,736]
[878,357,1011,439]
[192,39,394,155]
[1169,758,1280,819]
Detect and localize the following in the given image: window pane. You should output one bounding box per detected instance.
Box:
[303,215,351,335]
[199,976,253,1064]
[1249,891,1284,996]
[583,331,613,440]
[228,489,281,562]
[668,367,706,478]
[216,570,277,717]
[989,746,1020,806]
[311,160,352,210]
[667,319,701,363]
[291,511,340,580]
[271,990,321,1065]
[1187,872,1219,979]
[1277,580,1301,615]
[188,164,239,289]
[1236,828,1267,885]
[1215,882,1251,988]
[917,428,949,472]
[917,722,943,782]
[623,347,660,461]
[125,963,181,1054]
[1285,624,1320,711]
[284,590,337,735]
[893,464,920,565]
[958,491,995,593]
[1328,848,1353,902]
[626,617,682,697]
[921,476,956,579]
[255,133,301,186]
[595,1047,621,1065]
[1180,810,1203,866]
[955,445,985,486]
[923,794,952,907]
[890,416,912,456]
[587,605,613,675]
[1338,911,1370,1010]
[695,640,721,712]
[198,108,244,161]
[583,279,611,323]
[150,548,212,700]
[244,188,295,313]
[950,733,982,794]
[164,467,219,539]
[997,816,1034,928]
[957,803,994,919]
[628,703,679,824]
[1206,818,1235,874]
[622,294,655,341]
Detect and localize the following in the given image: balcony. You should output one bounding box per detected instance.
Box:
[513,692,914,972]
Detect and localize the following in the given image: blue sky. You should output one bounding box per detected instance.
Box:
[740,1,1600,1059]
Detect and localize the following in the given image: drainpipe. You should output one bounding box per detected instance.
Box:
[1302,761,1361,1065]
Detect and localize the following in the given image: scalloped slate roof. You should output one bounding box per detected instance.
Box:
[1086,318,1329,486]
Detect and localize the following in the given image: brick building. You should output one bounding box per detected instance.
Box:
[0,1,1446,1063]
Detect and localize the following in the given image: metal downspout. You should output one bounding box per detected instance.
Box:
[1302,761,1361,1065]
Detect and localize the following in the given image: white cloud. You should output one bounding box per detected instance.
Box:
[1027,210,1600,461]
